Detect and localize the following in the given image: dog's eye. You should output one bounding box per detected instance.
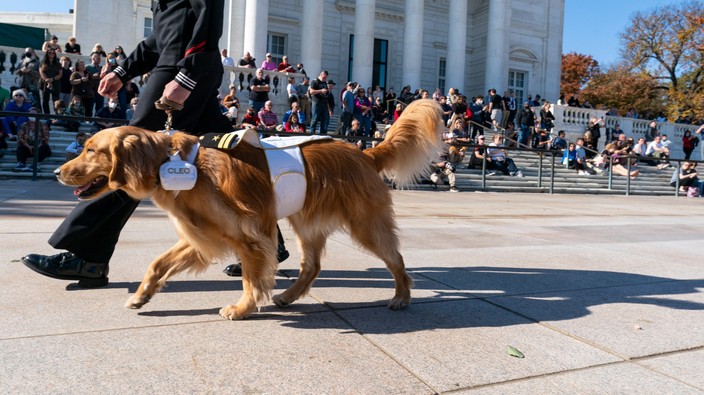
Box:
[86,148,95,153]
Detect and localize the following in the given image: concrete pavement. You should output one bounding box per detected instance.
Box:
[1,179,703,394]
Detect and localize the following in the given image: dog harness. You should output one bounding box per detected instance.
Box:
[198,129,331,219]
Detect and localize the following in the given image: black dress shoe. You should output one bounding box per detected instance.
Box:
[223,247,290,277]
[22,252,109,288]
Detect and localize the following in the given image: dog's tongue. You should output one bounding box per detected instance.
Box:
[73,181,94,196]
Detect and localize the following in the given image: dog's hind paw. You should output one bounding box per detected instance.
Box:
[387,296,411,310]
[125,295,150,309]
[272,293,291,308]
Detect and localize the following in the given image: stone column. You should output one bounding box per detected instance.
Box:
[243,0,269,62]
[301,0,324,76]
[402,0,424,90]
[352,0,376,89]
[219,0,246,94]
[484,0,511,92]
[544,0,564,104]
[446,0,468,94]
[225,0,246,61]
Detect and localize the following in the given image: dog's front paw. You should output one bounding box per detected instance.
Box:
[125,294,150,309]
[219,304,253,320]
[387,296,411,310]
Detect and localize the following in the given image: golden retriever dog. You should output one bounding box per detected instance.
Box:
[54,99,444,320]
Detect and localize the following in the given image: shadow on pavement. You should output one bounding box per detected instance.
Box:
[80,265,704,332]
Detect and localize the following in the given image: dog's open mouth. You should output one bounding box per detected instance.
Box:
[74,176,108,198]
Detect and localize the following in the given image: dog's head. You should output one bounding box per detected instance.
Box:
[56,126,198,200]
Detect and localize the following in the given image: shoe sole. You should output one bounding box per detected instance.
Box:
[21,257,109,288]
[223,250,290,277]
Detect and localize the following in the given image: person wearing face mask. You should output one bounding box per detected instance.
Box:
[101,54,127,112]
[16,48,40,104]
[92,98,125,131]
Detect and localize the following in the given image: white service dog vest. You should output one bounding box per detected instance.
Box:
[198,129,331,219]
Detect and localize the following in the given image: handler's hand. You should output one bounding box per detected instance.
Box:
[163,80,191,107]
[98,73,123,100]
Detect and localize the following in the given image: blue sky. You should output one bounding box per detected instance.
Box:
[0,0,690,67]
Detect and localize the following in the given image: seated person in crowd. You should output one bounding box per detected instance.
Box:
[632,137,649,158]
[504,121,518,148]
[93,98,124,131]
[66,131,88,161]
[282,101,305,126]
[2,89,33,140]
[372,97,389,124]
[392,103,404,123]
[467,135,493,173]
[487,134,524,177]
[284,113,305,133]
[68,95,85,119]
[223,98,239,127]
[670,161,699,192]
[348,118,363,137]
[429,144,460,192]
[64,37,81,54]
[223,85,238,109]
[551,130,568,151]
[574,137,589,175]
[126,97,139,121]
[257,100,280,133]
[260,53,277,71]
[42,35,62,53]
[534,128,550,150]
[239,51,256,68]
[645,135,671,169]
[49,99,69,130]
[277,55,295,72]
[604,143,639,179]
[562,143,577,168]
[241,106,259,128]
[14,106,52,171]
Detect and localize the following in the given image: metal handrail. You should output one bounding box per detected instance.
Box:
[1,110,129,180]
[4,110,698,198]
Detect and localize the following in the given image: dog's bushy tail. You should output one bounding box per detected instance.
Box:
[365,99,444,188]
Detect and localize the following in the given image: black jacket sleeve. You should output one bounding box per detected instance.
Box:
[174,0,224,91]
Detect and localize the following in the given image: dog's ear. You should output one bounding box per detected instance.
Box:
[108,133,141,190]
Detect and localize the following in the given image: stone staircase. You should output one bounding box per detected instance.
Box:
[0,122,679,197]
[0,122,97,179]
[412,150,678,196]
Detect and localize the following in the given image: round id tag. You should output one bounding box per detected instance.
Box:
[159,153,198,190]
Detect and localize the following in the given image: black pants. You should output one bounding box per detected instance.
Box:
[17,143,52,164]
[49,65,231,263]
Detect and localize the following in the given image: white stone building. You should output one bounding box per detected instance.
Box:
[4,0,564,104]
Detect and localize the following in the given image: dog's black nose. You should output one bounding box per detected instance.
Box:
[53,168,61,177]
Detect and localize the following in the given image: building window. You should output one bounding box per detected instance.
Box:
[438,58,446,95]
[267,34,285,65]
[372,39,388,91]
[143,17,153,39]
[508,70,526,106]
[348,35,388,91]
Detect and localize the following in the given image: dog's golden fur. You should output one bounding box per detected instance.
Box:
[55,99,444,320]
